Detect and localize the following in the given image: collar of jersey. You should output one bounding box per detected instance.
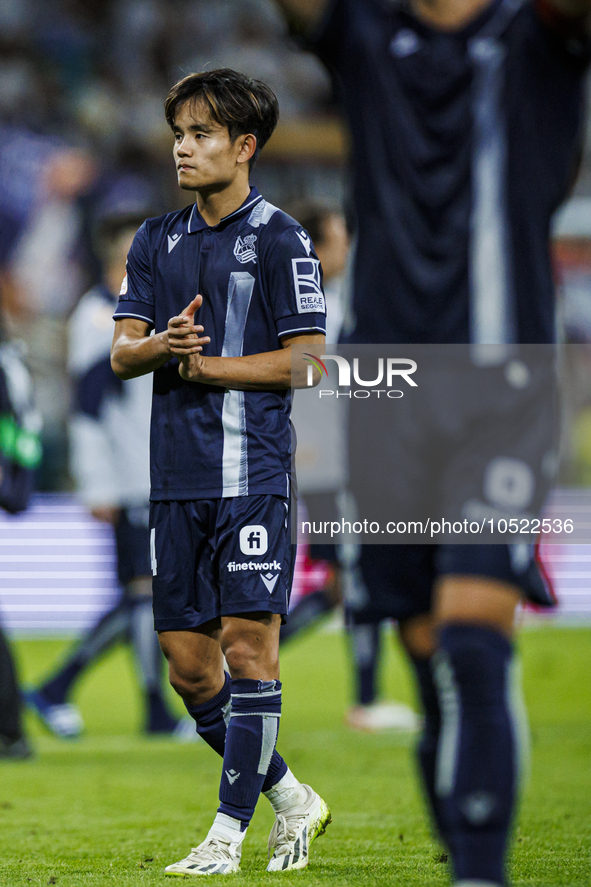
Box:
[187,187,263,234]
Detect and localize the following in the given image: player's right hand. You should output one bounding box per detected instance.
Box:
[167,294,211,356]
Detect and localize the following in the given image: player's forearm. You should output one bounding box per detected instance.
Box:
[111,330,171,380]
[180,349,294,390]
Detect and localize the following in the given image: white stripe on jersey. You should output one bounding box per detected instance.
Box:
[221,272,256,496]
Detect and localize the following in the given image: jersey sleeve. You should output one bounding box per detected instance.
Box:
[113,221,155,327]
[263,225,327,339]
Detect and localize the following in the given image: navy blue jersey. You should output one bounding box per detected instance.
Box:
[312,0,590,344]
[114,188,326,501]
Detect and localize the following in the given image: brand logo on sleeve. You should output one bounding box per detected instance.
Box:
[292,258,325,313]
[296,230,312,256]
[119,273,128,295]
[234,233,257,264]
[167,232,183,253]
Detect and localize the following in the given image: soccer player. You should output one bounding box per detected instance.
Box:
[272,1,591,885]
[0,623,32,759]
[110,69,331,876]
[28,201,186,739]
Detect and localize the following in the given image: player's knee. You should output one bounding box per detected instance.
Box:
[223,639,256,677]
[222,638,278,679]
[167,660,217,703]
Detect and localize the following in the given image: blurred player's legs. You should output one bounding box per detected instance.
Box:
[28,509,181,738]
[346,614,420,733]
[284,537,419,732]
[28,588,178,737]
[346,549,422,733]
[432,577,522,887]
[373,543,539,887]
[0,623,32,759]
[279,543,341,644]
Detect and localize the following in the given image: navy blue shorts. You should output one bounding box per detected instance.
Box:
[114,505,151,587]
[349,542,555,624]
[150,495,295,631]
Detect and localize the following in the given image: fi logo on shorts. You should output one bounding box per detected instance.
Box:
[239,525,268,556]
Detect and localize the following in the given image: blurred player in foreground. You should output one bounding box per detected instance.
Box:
[28,194,187,739]
[285,202,419,732]
[111,70,331,875]
[274,1,590,885]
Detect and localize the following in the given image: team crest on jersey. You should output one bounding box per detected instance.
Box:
[234,233,257,264]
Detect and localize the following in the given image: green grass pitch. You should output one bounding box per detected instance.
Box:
[0,625,589,886]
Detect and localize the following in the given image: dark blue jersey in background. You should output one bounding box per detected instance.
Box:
[114,188,326,501]
[312,0,590,345]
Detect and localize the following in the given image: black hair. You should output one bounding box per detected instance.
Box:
[164,69,279,168]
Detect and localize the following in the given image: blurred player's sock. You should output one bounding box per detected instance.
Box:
[411,655,446,840]
[39,600,132,704]
[0,626,26,742]
[129,597,177,732]
[279,590,333,643]
[218,678,282,824]
[349,621,380,705]
[434,624,519,886]
[184,673,288,789]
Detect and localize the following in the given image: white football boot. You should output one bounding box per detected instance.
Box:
[27,691,84,738]
[267,784,331,872]
[346,701,420,733]
[164,836,242,876]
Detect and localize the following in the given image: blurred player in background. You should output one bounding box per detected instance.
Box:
[0,330,41,759]
[0,625,31,759]
[281,202,346,649]
[28,186,187,740]
[111,70,330,876]
[274,1,591,885]
[285,201,419,732]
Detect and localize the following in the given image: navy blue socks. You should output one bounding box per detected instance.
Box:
[185,674,288,815]
[185,673,232,754]
[349,621,381,705]
[434,624,519,886]
[218,679,283,823]
[411,655,447,842]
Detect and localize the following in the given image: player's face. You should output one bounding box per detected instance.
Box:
[172,101,246,192]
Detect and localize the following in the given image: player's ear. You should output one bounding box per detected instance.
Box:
[236,133,257,166]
